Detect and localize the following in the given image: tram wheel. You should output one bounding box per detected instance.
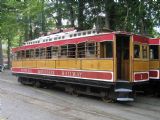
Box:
[34,81,42,88]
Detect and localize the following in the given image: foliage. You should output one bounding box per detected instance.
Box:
[0,0,160,47]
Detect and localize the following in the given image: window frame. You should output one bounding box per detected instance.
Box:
[85,41,97,58]
[134,43,141,59]
[149,45,159,60]
[99,41,113,59]
[52,46,59,58]
[142,44,149,59]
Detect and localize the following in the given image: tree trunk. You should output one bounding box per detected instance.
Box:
[0,38,3,65]
[24,0,29,41]
[104,0,110,29]
[7,36,11,69]
[41,0,46,33]
[29,17,33,40]
[104,0,115,30]
[70,5,74,27]
[24,16,29,41]
[69,0,75,27]
[78,0,85,30]
[56,0,62,29]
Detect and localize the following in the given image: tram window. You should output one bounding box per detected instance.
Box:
[100,41,113,58]
[17,51,21,60]
[83,32,86,35]
[105,41,113,58]
[35,49,40,58]
[26,50,30,58]
[77,43,85,58]
[40,48,46,59]
[21,50,25,59]
[52,46,59,58]
[86,42,96,58]
[46,47,52,59]
[60,46,68,58]
[30,49,34,58]
[78,33,81,36]
[70,35,73,38]
[149,45,159,59]
[88,31,91,34]
[68,44,76,58]
[134,44,140,58]
[142,45,148,59]
[14,52,18,60]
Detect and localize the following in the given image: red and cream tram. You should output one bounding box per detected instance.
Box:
[12,29,151,101]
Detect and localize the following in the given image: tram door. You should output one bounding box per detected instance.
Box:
[116,35,130,81]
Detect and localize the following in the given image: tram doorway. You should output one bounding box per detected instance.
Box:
[116,35,130,81]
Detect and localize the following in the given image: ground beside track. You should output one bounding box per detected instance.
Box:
[0,70,160,120]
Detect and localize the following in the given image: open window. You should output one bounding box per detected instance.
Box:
[30,49,35,58]
[26,50,30,58]
[40,48,46,59]
[13,52,17,60]
[17,52,21,60]
[60,45,68,58]
[46,47,52,59]
[86,42,97,58]
[21,50,25,59]
[134,44,140,58]
[77,42,85,58]
[68,44,76,58]
[52,46,59,58]
[142,45,148,59]
[100,41,113,58]
[149,45,159,59]
[35,49,40,58]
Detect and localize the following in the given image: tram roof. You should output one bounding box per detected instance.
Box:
[149,38,160,45]
[12,30,149,52]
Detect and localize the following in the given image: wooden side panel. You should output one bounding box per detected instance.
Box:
[45,60,56,68]
[81,60,98,70]
[22,60,37,68]
[56,59,81,69]
[98,60,113,71]
[134,60,149,71]
[12,61,23,68]
[149,60,159,69]
[81,59,113,71]
[12,59,113,71]
[36,60,46,68]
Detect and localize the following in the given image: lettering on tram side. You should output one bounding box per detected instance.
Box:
[15,68,112,80]
[21,68,32,73]
[37,69,55,75]
[61,71,82,78]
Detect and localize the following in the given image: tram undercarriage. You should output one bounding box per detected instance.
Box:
[15,73,134,102]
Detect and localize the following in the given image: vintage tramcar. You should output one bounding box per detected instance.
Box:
[11,29,150,101]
